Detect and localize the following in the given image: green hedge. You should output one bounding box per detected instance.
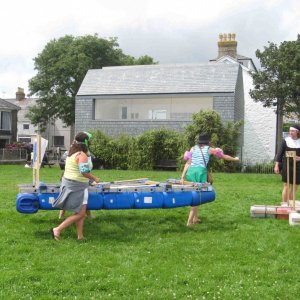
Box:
[89,110,242,172]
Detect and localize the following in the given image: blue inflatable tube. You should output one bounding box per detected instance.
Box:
[16,181,216,214]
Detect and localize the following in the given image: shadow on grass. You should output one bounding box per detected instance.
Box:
[31,208,246,243]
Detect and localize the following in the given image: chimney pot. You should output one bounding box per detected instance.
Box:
[217,33,238,59]
[16,87,25,101]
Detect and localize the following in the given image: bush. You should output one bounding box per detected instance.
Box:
[90,130,135,170]
[184,110,243,172]
[109,134,134,170]
[130,128,184,170]
[89,110,242,172]
[89,130,112,168]
[5,142,28,150]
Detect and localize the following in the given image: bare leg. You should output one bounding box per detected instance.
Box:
[53,205,87,239]
[58,210,65,219]
[86,210,93,219]
[76,215,85,240]
[192,208,201,223]
[187,206,198,226]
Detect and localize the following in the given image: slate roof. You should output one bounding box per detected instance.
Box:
[77,63,240,96]
[0,98,20,110]
[236,54,252,60]
[210,53,252,61]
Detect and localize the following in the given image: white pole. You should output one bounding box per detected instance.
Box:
[32,134,41,187]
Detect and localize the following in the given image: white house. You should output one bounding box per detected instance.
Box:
[5,88,71,155]
[0,98,20,148]
[75,33,276,164]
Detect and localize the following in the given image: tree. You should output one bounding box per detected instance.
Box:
[184,110,242,171]
[184,110,242,151]
[249,35,300,151]
[28,34,157,133]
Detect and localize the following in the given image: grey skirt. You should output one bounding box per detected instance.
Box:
[52,177,89,213]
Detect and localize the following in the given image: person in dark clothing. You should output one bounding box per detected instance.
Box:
[274,125,300,203]
[41,152,49,168]
[26,144,33,165]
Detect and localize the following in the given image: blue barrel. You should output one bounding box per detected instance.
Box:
[16,186,216,213]
[134,191,164,209]
[16,193,39,214]
[37,191,104,210]
[191,190,216,206]
[38,193,59,209]
[163,191,193,208]
[87,191,104,210]
[200,189,216,205]
[103,192,135,209]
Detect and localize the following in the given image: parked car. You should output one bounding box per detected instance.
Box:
[59,151,101,170]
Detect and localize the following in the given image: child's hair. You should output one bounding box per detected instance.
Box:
[69,132,92,156]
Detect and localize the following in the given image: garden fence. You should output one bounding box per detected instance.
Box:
[0,149,27,162]
[238,159,274,174]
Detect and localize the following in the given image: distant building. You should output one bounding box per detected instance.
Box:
[211,33,276,163]
[0,98,20,148]
[74,33,276,163]
[5,88,71,154]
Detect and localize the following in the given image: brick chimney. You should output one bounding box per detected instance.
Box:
[217,33,237,59]
[16,87,25,101]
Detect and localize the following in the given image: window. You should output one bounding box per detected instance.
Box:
[121,107,127,119]
[23,123,30,130]
[0,139,9,148]
[131,113,139,119]
[53,136,64,147]
[19,137,31,143]
[92,99,95,120]
[0,111,11,130]
[94,97,213,120]
[148,110,167,120]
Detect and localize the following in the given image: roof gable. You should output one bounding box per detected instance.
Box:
[0,98,20,110]
[77,63,240,96]
[210,54,257,72]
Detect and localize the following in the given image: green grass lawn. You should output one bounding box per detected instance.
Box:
[1,165,300,299]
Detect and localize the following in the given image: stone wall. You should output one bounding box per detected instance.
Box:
[213,95,235,121]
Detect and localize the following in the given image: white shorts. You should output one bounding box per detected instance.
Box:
[82,188,89,205]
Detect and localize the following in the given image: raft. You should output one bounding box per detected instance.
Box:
[16,178,216,214]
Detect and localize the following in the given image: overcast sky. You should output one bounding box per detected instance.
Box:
[0,0,299,98]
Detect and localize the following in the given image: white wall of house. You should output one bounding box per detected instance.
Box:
[6,96,71,153]
[16,99,37,143]
[242,68,276,163]
[45,118,71,152]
